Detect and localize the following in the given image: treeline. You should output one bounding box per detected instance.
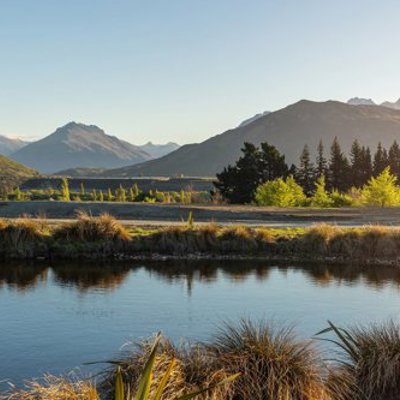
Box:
[214,138,400,205]
[4,179,206,204]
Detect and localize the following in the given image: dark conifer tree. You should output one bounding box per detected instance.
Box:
[296,144,315,195]
[388,141,400,179]
[360,146,373,185]
[215,142,261,203]
[259,142,288,181]
[328,136,351,191]
[316,140,327,178]
[214,142,288,203]
[373,142,388,176]
[349,139,364,187]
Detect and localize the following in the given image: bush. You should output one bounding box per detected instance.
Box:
[255,176,306,207]
[310,175,333,207]
[361,167,400,207]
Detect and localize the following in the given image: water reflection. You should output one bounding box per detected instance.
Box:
[1,260,400,293]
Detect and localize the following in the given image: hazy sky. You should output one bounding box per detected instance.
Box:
[1,0,400,144]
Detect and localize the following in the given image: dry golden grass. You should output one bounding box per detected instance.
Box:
[54,211,130,242]
[209,320,331,400]
[100,336,232,400]
[1,375,99,400]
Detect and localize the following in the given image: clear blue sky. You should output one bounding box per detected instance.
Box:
[1,0,399,144]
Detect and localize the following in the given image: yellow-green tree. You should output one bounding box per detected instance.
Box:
[99,190,104,202]
[310,175,333,207]
[361,167,400,207]
[61,178,70,202]
[255,176,305,207]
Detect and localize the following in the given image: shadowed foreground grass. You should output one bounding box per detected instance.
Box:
[1,213,400,262]
[3,320,400,400]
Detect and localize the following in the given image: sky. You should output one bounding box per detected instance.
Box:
[1,0,400,144]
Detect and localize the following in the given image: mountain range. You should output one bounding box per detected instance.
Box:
[0,135,28,156]
[6,123,180,174]
[103,99,400,177]
[347,97,400,109]
[3,97,400,178]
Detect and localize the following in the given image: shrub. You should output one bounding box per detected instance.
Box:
[255,176,306,207]
[310,175,333,207]
[361,167,400,207]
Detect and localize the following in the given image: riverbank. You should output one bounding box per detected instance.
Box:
[1,213,400,264]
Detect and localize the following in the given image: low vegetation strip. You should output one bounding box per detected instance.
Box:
[1,213,400,263]
[3,319,400,399]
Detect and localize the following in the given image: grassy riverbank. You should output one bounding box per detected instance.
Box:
[1,212,400,263]
[3,319,400,400]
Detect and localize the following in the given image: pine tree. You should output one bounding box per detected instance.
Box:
[349,139,364,187]
[388,141,400,179]
[61,178,70,202]
[373,142,389,176]
[259,142,288,181]
[328,137,350,191]
[316,140,327,178]
[215,142,262,203]
[296,144,315,195]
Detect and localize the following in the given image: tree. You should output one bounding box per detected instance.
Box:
[80,183,85,197]
[328,137,350,191]
[92,189,97,201]
[107,188,113,201]
[99,190,104,202]
[310,175,333,207]
[214,142,262,203]
[360,146,373,185]
[14,187,22,201]
[388,141,400,179]
[349,139,365,187]
[361,167,400,207]
[316,140,327,178]
[255,176,305,207]
[296,144,315,195]
[116,185,126,202]
[259,142,288,181]
[61,178,70,202]
[373,142,388,176]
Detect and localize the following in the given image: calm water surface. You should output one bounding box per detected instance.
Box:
[1,260,400,388]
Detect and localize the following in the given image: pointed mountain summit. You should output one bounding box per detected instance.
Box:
[11,122,152,173]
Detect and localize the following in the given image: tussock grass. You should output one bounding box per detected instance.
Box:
[0,217,49,258]
[1,375,99,400]
[54,211,130,242]
[210,320,330,400]
[319,321,400,400]
[100,336,232,400]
